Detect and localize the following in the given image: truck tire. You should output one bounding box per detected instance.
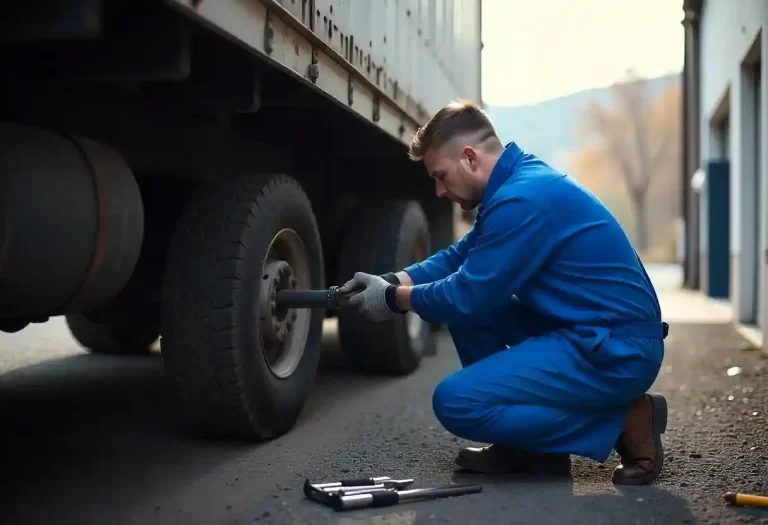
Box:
[337,200,435,375]
[161,174,325,440]
[65,305,160,355]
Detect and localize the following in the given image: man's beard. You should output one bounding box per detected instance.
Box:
[454,165,482,211]
[458,198,480,211]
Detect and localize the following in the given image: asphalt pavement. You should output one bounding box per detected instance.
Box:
[1,267,767,525]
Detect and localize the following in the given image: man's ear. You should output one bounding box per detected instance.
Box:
[462,145,478,166]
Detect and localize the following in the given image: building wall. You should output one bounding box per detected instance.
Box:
[698,0,768,334]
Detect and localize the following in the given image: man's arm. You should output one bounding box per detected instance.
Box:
[401,227,478,285]
[404,198,560,326]
[394,270,414,286]
[395,286,414,310]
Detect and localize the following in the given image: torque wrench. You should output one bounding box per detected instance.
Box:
[328,483,483,511]
[275,285,351,310]
[303,477,414,505]
[304,477,393,506]
[321,479,415,493]
[308,476,391,490]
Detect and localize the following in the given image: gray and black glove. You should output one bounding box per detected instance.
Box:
[337,272,406,322]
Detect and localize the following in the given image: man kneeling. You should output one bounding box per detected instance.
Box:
[339,100,669,486]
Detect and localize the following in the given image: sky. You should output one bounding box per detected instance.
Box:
[480,0,686,107]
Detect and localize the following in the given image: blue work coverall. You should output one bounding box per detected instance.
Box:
[405,142,667,463]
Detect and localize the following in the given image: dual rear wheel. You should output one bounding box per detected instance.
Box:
[336,200,435,375]
[3,123,439,441]
[67,173,436,440]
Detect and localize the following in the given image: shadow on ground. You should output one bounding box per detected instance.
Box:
[2,316,763,525]
[0,328,408,522]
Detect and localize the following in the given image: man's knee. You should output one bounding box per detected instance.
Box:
[433,375,463,427]
[432,373,489,436]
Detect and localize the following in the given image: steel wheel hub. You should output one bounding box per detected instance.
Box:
[258,228,311,379]
[259,260,298,345]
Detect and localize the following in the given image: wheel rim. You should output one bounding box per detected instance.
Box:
[258,228,311,379]
[405,310,424,340]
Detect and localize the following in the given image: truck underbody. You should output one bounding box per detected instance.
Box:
[1,0,471,440]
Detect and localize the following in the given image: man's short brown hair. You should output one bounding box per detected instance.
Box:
[408,99,501,161]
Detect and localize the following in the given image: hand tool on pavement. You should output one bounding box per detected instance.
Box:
[327,484,484,511]
[303,476,482,511]
[309,476,392,490]
[321,479,415,494]
[723,491,768,509]
[303,478,414,505]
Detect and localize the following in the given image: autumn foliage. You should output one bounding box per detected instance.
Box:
[570,70,682,262]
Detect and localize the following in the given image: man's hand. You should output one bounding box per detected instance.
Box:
[338,272,405,322]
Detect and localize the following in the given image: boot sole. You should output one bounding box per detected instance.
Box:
[455,455,572,476]
[612,393,667,486]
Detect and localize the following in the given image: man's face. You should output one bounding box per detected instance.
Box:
[423,145,486,211]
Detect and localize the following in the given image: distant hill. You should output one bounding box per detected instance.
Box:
[484,73,681,173]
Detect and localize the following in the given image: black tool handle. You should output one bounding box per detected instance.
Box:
[331,484,483,511]
[338,477,385,486]
[275,286,347,310]
[397,483,483,502]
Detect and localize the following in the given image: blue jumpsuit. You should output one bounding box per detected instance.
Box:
[405,142,667,463]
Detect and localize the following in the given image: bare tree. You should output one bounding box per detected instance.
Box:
[575,70,678,252]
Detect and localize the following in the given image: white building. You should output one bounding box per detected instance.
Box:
[682,0,768,344]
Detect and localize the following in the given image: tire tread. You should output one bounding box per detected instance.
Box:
[161,174,323,439]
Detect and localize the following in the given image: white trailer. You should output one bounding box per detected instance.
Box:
[1,0,483,440]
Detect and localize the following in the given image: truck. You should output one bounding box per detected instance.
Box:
[1,0,483,440]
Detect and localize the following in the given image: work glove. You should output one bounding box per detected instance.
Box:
[338,272,405,322]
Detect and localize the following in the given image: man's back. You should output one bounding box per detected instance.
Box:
[483,145,662,327]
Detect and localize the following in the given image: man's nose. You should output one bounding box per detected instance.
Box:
[435,180,447,198]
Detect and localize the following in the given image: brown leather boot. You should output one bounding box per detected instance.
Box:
[455,444,571,476]
[612,393,668,485]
